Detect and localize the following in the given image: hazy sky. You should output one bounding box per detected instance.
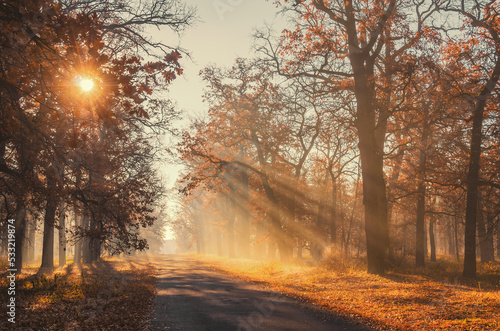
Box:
[166,0,286,117]
[156,1,288,237]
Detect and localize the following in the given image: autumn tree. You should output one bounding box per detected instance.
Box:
[262,0,439,274]
[434,0,500,277]
[0,0,194,272]
[179,59,284,260]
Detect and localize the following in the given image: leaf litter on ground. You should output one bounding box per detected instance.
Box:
[0,256,156,330]
[193,254,500,331]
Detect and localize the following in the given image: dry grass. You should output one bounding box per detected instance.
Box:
[0,257,156,330]
[195,254,500,331]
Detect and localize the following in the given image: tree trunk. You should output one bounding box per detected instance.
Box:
[261,174,290,262]
[250,129,291,262]
[312,195,326,260]
[486,208,495,262]
[40,195,57,271]
[447,217,454,257]
[340,0,392,274]
[88,216,101,262]
[225,166,237,258]
[485,220,495,262]
[478,204,495,263]
[58,201,66,267]
[297,240,303,259]
[329,181,338,246]
[82,213,92,264]
[424,222,428,258]
[429,218,436,262]
[345,167,361,258]
[455,215,460,261]
[22,219,29,265]
[357,120,389,275]
[73,210,82,264]
[350,54,389,274]
[345,205,356,259]
[497,219,500,260]
[226,194,235,259]
[415,125,429,267]
[238,168,250,258]
[255,219,266,259]
[463,43,500,276]
[288,175,299,260]
[386,126,404,261]
[402,223,407,258]
[14,196,27,273]
[27,214,36,262]
[196,215,205,254]
[463,101,485,278]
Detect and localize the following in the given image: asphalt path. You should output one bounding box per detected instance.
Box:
[150,255,372,331]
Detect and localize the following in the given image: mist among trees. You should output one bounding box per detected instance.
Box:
[173,0,500,278]
[0,0,195,273]
[1,0,499,330]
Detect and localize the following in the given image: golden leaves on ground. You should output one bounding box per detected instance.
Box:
[0,258,156,330]
[196,255,500,331]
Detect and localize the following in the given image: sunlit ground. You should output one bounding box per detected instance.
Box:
[0,257,155,330]
[193,253,500,331]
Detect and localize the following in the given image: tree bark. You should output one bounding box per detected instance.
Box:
[477,201,495,263]
[255,219,266,259]
[349,51,389,274]
[90,219,101,262]
[447,217,454,257]
[343,0,393,276]
[259,170,290,261]
[13,196,27,273]
[312,193,326,260]
[224,166,237,258]
[496,219,500,260]
[485,218,495,262]
[40,193,57,271]
[356,111,389,274]
[497,219,500,260]
[463,97,486,278]
[226,193,235,259]
[82,213,92,264]
[297,240,303,259]
[464,26,500,275]
[415,125,429,267]
[238,167,250,258]
[429,218,436,262]
[86,199,101,263]
[73,209,82,264]
[249,129,291,262]
[58,201,66,267]
[329,178,338,246]
[27,214,36,262]
[455,215,460,261]
[196,214,206,254]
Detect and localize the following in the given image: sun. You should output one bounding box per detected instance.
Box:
[77,77,95,92]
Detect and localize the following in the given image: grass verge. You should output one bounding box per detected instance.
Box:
[194,254,500,331]
[0,257,156,330]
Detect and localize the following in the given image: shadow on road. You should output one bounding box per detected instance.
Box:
[150,255,372,331]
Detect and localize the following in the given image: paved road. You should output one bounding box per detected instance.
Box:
[150,255,372,331]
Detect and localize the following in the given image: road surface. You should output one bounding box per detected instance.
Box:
[150,255,372,331]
